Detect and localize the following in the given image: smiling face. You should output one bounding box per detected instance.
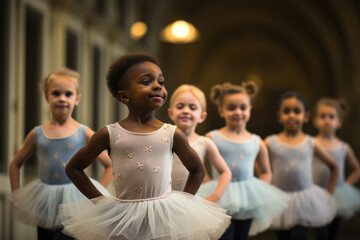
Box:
[118,61,167,112]
[218,92,252,129]
[314,104,341,135]
[277,96,309,132]
[45,75,80,120]
[168,92,206,132]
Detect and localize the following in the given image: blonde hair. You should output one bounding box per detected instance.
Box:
[315,97,348,120]
[169,84,207,112]
[40,68,80,95]
[210,81,257,106]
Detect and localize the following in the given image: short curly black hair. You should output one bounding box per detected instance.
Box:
[106,53,158,98]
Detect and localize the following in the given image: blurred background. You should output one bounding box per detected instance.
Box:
[1,0,359,239]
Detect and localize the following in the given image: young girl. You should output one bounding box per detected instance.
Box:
[9,68,112,240]
[203,82,289,240]
[167,84,231,202]
[59,53,230,240]
[265,91,339,240]
[313,98,360,239]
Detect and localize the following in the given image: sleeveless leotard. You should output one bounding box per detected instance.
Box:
[171,136,208,191]
[60,123,230,240]
[313,141,360,218]
[11,125,110,229]
[267,134,336,229]
[197,130,289,236]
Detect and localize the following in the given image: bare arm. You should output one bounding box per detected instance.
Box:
[173,128,205,194]
[66,127,110,199]
[314,143,339,194]
[9,129,36,191]
[204,138,231,202]
[85,128,113,187]
[255,139,272,183]
[344,145,360,185]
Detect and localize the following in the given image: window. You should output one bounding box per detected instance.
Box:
[24,5,43,174]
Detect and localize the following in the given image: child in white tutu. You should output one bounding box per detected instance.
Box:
[59,53,230,240]
[265,91,339,240]
[312,98,360,240]
[9,68,112,240]
[167,84,231,201]
[202,82,289,240]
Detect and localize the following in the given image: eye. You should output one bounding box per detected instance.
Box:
[329,114,335,119]
[51,90,60,97]
[293,108,302,114]
[175,103,184,110]
[65,91,74,97]
[189,104,198,111]
[282,108,290,114]
[226,105,236,111]
[320,114,326,119]
[240,104,247,111]
[141,78,151,86]
[158,78,165,86]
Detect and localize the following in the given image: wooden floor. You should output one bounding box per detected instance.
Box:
[249,214,360,240]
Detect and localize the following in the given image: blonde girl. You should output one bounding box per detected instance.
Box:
[9,68,112,240]
[168,84,231,202]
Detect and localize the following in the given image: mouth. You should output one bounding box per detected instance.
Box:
[179,116,192,122]
[148,94,164,100]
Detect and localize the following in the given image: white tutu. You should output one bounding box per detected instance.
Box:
[11,178,111,229]
[197,177,289,236]
[334,183,360,218]
[59,191,230,240]
[271,185,336,230]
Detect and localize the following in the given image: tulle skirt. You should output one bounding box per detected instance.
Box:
[334,183,360,218]
[197,177,289,236]
[11,179,111,229]
[59,191,230,240]
[270,185,336,230]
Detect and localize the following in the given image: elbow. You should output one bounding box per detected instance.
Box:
[65,164,73,178]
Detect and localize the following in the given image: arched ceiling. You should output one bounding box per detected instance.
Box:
[139,0,360,139]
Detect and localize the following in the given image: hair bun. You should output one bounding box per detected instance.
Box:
[242,81,258,97]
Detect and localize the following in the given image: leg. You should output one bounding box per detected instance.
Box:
[220,220,235,240]
[54,228,75,240]
[328,217,342,240]
[233,219,252,240]
[291,225,309,240]
[276,230,291,240]
[37,227,55,240]
[314,225,329,240]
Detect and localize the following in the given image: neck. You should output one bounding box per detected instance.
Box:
[283,128,303,137]
[226,124,246,134]
[127,110,156,125]
[318,131,336,140]
[50,115,74,126]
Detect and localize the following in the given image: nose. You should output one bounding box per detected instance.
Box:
[153,81,162,90]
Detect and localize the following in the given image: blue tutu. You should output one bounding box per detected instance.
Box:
[11,179,111,229]
[198,177,289,236]
[334,183,360,218]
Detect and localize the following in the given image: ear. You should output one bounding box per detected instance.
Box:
[75,93,81,106]
[218,106,224,118]
[117,90,129,104]
[198,112,207,123]
[168,108,175,121]
[337,120,343,129]
[304,111,311,123]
